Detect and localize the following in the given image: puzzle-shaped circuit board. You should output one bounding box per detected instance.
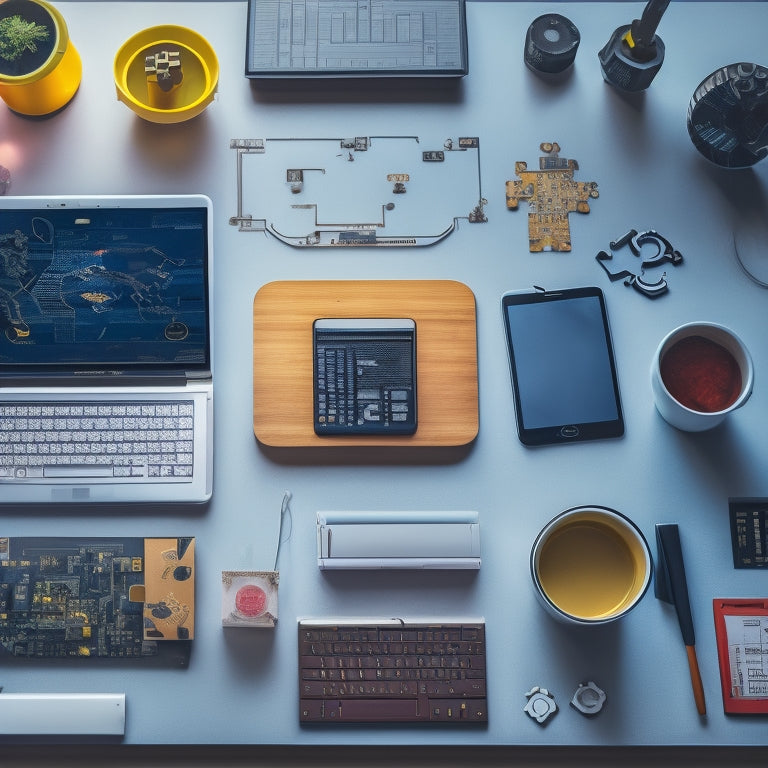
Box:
[506,142,598,252]
[0,536,194,665]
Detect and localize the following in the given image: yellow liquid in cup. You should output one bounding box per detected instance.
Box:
[538,519,644,620]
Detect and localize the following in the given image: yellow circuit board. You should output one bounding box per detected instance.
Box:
[506,142,599,252]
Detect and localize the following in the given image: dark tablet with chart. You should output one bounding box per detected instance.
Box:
[246,0,468,78]
[501,286,624,446]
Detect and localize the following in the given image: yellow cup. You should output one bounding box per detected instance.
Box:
[113,25,218,124]
[531,506,651,625]
[0,0,82,116]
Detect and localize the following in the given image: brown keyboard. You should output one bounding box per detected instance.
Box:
[298,619,488,724]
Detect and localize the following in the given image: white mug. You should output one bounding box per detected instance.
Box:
[651,321,753,432]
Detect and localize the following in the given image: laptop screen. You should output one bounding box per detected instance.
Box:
[0,205,210,373]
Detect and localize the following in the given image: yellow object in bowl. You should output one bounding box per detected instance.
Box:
[114,25,218,124]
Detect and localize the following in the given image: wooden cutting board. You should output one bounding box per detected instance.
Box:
[252,280,479,447]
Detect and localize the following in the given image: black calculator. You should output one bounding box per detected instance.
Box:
[313,318,417,436]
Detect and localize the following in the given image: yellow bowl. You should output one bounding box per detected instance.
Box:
[114,25,218,124]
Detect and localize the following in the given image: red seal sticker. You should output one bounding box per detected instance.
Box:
[235,584,267,617]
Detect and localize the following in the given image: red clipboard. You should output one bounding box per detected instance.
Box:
[713,598,768,714]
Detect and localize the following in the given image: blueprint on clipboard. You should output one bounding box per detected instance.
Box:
[724,614,768,698]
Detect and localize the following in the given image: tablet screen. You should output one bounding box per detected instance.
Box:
[502,287,624,445]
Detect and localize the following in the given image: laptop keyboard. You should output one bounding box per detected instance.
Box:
[298,619,488,723]
[0,401,194,481]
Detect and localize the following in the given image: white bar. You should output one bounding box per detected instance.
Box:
[317,511,481,569]
[0,693,126,736]
[43,466,116,478]
[300,617,485,628]
[317,510,478,525]
[318,556,481,569]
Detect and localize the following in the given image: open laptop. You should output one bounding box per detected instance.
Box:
[0,195,214,504]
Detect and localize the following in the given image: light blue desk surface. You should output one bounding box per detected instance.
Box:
[1,0,767,747]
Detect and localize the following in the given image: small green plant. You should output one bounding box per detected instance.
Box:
[0,14,49,63]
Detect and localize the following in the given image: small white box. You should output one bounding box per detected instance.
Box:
[316,511,481,569]
[221,570,278,628]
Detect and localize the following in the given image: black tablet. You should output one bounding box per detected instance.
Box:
[501,287,624,446]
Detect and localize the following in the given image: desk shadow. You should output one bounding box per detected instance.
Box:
[598,82,652,156]
[0,735,124,746]
[691,157,767,216]
[528,616,624,727]
[0,500,211,520]
[127,112,214,178]
[692,163,768,283]
[248,77,466,107]
[222,625,277,676]
[534,618,622,676]
[0,642,192,670]
[257,441,475,467]
[720,166,765,202]
[661,417,762,498]
[320,567,479,597]
[524,65,576,92]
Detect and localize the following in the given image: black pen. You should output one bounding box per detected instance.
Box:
[655,524,706,716]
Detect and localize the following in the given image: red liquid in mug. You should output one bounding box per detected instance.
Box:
[660,335,742,412]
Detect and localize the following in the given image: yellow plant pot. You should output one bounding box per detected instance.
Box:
[0,0,82,116]
[114,25,218,124]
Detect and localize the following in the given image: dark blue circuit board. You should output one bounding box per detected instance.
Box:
[0,537,193,666]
